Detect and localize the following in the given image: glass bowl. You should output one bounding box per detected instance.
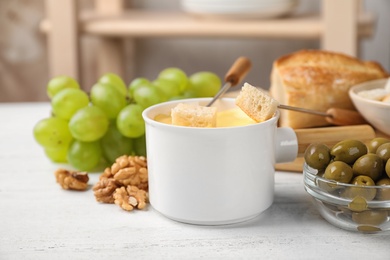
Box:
[303,163,390,233]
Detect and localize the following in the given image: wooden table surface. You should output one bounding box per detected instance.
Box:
[0,102,389,259]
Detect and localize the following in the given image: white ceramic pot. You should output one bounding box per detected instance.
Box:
[142,98,298,225]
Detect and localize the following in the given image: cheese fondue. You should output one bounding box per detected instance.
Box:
[154,108,256,127]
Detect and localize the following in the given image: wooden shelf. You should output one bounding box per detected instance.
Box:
[41,0,375,84]
[40,10,375,39]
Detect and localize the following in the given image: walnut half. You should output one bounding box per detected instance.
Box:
[113,186,148,211]
[55,169,89,191]
[111,155,148,190]
[92,178,119,203]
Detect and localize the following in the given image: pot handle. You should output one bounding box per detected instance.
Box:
[275,127,298,164]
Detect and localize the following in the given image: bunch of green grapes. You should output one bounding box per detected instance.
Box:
[33,69,221,171]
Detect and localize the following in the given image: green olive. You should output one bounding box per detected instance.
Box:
[357,226,382,232]
[352,154,384,181]
[304,143,331,170]
[347,196,368,211]
[331,139,367,164]
[342,175,377,200]
[352,210,388,226]
[352,175,376,186]
[323,161,353,183]
[386,159,390,178]
[375,178,390,200]
[367,137,390,153]
[376,143,390,162]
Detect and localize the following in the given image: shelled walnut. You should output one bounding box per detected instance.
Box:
[93,155,149,211]
[110,155,148,190]
[92,178,119,203]
[113,185,148,211]
[54,169,89,191]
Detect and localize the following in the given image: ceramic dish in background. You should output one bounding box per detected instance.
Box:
[303,163,390,233]
[180,0,299,19]
[349,78,390,136]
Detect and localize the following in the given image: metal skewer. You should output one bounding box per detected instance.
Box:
[277,104,367,126]
[207,57,252,107]
[278,104,330,117]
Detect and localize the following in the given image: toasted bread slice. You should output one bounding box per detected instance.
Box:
[269,49,388,128]
[235,83,279,122]
[171,103,217,127]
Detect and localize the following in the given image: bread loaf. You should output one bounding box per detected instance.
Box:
[235,82,279,122]
[269,49,388,128]
[171,103,217,127]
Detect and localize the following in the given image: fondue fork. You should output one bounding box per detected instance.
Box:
[207,56,252,107]
[277,104,367,126]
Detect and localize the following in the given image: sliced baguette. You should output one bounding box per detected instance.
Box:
[171,103,217,127]
[235,82,279,122]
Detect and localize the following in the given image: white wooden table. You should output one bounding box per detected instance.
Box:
[1,102,389,259]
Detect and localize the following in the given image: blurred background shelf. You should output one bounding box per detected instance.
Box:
[40,10,374,39]
[40,0,375,87]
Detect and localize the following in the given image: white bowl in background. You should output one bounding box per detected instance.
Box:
[181,0,299,19]
[349,78,390,135]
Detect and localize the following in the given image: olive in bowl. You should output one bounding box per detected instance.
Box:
[303,139,390,233]
[303,164,390,233]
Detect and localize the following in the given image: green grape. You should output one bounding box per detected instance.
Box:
[51,88,89,120]
[181,89,198,99]
[47,76,80,99]
[168,89,197,101]
[188,71,221,97]
[133,83,166,108]
[168,95,183,101]
[128,77,149,99]
[33,117,73,149]
[117,104,145,138]
[153,78,181,99]
[44,146,68,163]
[67,140,102,171]
[133,134,147,157]
[69,106,109,142]
[90,83,127,119]
[158,67,189,92]
[101,123,134,164]
[98,73,127,97]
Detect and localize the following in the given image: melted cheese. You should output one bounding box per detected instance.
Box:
[154,108,256,127]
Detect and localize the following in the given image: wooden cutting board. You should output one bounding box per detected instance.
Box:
[275,124,378,172]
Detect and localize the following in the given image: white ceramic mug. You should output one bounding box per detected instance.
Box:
[142,98,298,225]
